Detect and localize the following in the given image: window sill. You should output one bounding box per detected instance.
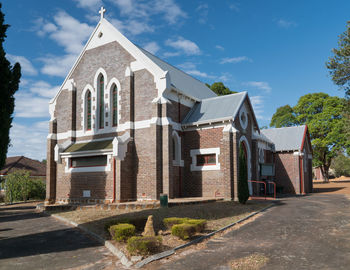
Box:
[190,164,220,171]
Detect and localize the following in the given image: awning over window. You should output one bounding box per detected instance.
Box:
[63,139,113,153]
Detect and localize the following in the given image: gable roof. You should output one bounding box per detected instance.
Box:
[182,92,259,129]
[261,125,307,152]
[51,17,215,106]
[0,156,46,177]
[139,48,216,100]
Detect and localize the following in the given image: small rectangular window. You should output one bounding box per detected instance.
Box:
[196,154,216,166]
[71,155,107,168]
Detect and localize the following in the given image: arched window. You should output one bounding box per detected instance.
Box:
[112,84,118,126]
[86,90,92,130]
[172,131,183,166]
[99,75,104,129]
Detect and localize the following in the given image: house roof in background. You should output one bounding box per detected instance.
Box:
[182,92,248,126]
[0,156,46,176]
[261,125,307,152]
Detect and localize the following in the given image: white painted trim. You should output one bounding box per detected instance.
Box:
[239,136,252,195]
[50,116,183,141]
[239,104,248,130]
[64,154,112,173]
[81,84,94,132]
[164,89,195,108]
[190,148,220,171]
[107,78,121,127]
[94,68,108,131]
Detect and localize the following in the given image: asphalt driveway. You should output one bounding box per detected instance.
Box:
[149,193,350,270]
[0,202,121,270]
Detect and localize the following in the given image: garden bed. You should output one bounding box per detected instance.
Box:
[48,200,271,259]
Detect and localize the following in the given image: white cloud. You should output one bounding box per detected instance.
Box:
[277,19,297,29]
[177,62,196,70]
[110,18,154,36]
[196,3,209,24]
[165,37,201,55]
[15,92,50,118]
[112,0,186,25]
[40,54,77,77]
[40,11,94,54]
[215,45,224,51]
[143,41,160,54]
[6,54,38,76]
[220,56,252,64]
[243,81,272,93]
[250,95,265,120]
[30,81,60,98]
[74,0,103,10]
[8,122,48,161]
[177,62,215,79]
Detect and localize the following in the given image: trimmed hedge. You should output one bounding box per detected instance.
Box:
[163,217,190,229]
[127,236,162,256]
[171,223,197,240]
[104,217,147,233]
[186,219,206,232]
[109,223,135,242]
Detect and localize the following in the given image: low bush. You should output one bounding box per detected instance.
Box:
[163,217,190,229]
[187,219,207,232]
[105,217,147,234]
[171,223,196,240]
[127,236,162,256]
[109,223,135,242]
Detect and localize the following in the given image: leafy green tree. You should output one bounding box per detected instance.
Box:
[270,93,349,181]
[331,152,350,177]
[238,144,249,204]
[206,82,237,96]
[0,3,21,170]
[269,105,297,128]
[5,170,30,203]
[326,21,350,97]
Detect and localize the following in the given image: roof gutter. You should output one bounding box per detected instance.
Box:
[182,117,233,128]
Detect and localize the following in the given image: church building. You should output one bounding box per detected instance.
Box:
[46,8,312,204]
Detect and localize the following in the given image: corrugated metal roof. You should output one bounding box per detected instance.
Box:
[64,139,113,153]
[261,125,306,152]
[182,92,247,125]
[139,47,217,100]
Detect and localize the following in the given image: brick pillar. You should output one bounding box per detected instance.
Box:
[232,132,239,201]
[115,158,122,202]
[222,131,234,200]
[46,120,57,204]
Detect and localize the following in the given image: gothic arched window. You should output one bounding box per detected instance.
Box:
[112,84,118,126]
[86,90,92,130]
[99,75,104,129]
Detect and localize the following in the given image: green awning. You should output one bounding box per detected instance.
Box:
[64,139,113,153]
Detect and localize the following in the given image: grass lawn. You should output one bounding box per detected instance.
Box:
[49,200,271,240]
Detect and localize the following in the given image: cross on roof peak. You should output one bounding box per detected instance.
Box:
[99,6,106,20]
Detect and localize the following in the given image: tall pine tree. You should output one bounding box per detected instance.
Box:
[0,3,21,169]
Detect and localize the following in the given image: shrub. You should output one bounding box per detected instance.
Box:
[186,219,206,232]
[127,236,162,256]
[109,223,135,242]
[171,223,196,240]
[105,217,147,234]
[163,217,190,229]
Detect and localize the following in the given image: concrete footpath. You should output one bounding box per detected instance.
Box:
[147,193,350,270]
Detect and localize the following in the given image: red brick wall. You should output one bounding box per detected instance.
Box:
[274,152,300,194]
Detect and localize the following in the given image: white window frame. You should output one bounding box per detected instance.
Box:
[190,147,220,171]
[62,151,112,173]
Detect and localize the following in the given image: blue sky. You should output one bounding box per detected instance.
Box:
[2,0,348,161]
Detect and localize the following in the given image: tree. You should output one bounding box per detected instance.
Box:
[326,21,350,97]
[238,143,249,204]
[270,92,349,181]
[0,3,21,169]
[269,105,297,128]
[331,153,350,178]
[206,82,237,96]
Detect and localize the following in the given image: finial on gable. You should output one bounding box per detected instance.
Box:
[99,6,106,20]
